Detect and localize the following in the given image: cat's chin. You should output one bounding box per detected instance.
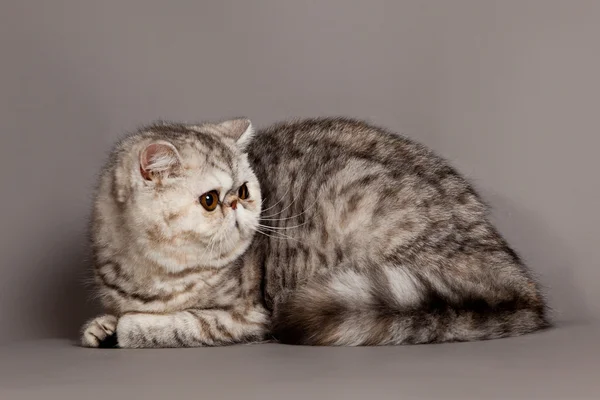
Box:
[165,237,253,272]
[206,235,254,267]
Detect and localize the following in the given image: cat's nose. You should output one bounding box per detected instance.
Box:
[224,194,239,210]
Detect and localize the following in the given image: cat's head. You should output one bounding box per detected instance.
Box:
[110,118,261,271]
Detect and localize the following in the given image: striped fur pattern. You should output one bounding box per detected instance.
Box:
[82,119,268,348]
[249,118,549,345]
[82,117,548,348]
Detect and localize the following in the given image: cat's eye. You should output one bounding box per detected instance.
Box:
[238,183,250,200]
[199,190,219,211]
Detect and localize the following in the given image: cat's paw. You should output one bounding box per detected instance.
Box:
[81,315,119,348]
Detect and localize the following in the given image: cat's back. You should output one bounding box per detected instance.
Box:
[247,117,477,215]
[248,117,435,171]
[247,118,492,308]
[247,119,547,344]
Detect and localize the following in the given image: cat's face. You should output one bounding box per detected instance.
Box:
[124,119,261,271]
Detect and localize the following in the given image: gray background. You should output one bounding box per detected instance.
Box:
[1,0,599,344]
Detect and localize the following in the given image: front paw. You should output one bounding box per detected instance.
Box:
[81,315,119,348]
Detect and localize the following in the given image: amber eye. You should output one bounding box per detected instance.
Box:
[199,190,219,211]
[238,183,250,200]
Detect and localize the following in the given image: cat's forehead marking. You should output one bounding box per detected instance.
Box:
[184,151,231,174]
[201,166,232,182]
[185,158,236,199]
[178,135,236,171]
[213,169,234,194]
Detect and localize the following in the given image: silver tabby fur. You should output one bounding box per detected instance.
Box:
[82,117,548,348]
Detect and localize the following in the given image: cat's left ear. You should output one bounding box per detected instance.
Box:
[217,118,255,150]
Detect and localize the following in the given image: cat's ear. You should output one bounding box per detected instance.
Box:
[217,118,255,150]
[139,141,182,181]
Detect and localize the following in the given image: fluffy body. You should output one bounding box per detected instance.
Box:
[82,117,548,348]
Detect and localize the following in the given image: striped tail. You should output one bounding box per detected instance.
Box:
[271,268,549,345]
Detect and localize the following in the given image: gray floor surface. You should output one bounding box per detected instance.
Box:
[1,322,598,400]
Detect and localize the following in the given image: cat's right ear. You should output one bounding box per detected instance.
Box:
[216,118,255,151]
[139,141,182,182]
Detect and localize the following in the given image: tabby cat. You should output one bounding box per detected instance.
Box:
[81,117,548,348]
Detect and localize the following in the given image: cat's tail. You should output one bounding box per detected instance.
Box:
[271,268,549,345]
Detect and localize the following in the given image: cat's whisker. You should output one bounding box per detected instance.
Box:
[261,215,304,222]
[260,186,291,214]
[253,228,297,242]
[217,235,225,259]
[253,229,281,240]
[255,226,303,243]
[201,225,222,261]
[198,235,215,262]
[257,221,309,230]
[260,188,305,219]
[261,199,296,219]
[226,232,235,253]
[199,241,212,262]
[221,225,235,256]
[260,197,320,222]
[214,225,228,257]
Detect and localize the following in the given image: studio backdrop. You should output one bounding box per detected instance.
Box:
[1,0,598,343]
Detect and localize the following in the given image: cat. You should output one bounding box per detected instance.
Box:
[81,117,549,348]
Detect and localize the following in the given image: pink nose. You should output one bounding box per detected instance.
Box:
[230,200,238,210]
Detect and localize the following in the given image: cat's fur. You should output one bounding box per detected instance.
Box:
[82,117,549,348]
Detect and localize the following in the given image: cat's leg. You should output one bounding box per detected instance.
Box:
[115,306,269,348]
[81,314,118,348]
